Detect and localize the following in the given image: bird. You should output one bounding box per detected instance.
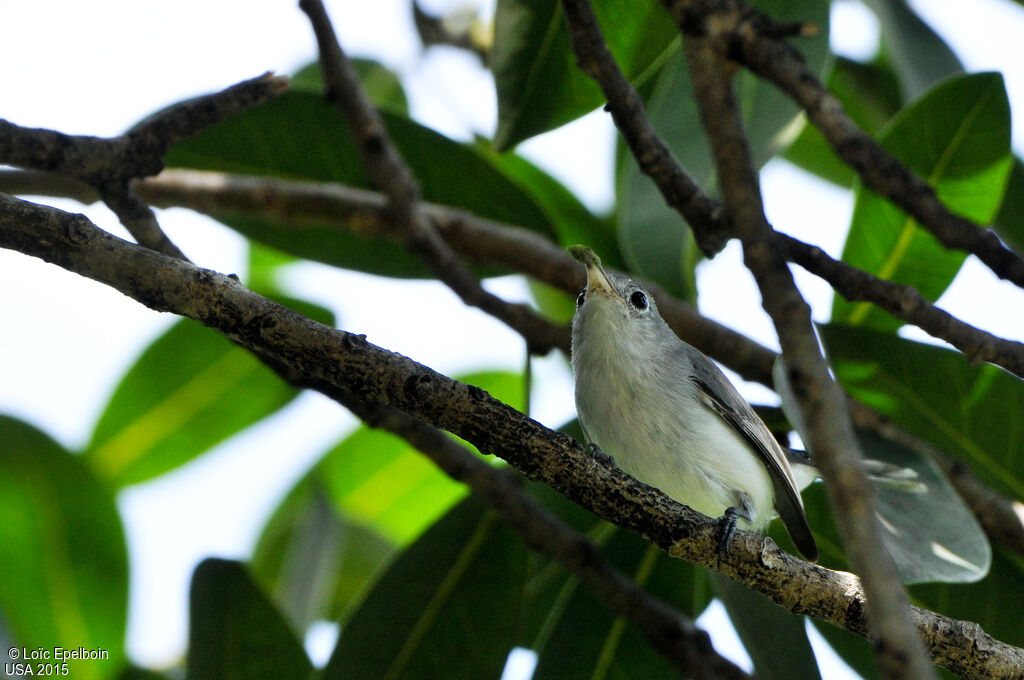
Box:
[568,245,818,561]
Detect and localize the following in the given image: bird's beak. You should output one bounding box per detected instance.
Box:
[569,245,618,298]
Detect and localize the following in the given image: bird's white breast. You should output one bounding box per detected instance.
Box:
[571,299,775,528]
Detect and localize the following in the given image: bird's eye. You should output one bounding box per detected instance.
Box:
[576,290,586,308]
[629,290,648,311]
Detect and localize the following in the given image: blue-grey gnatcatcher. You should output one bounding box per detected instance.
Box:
[569,245,819,561]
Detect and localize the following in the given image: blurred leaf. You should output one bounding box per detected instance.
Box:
[860,428,990,584]
[774,357,991,583]
[165,92,557,278]
[186,559,313,680]
[530,525,712,679]
[116,668,177,680]
[85,310,320,486]
[291,59,409,114]
[861,0,962,100]
[832,73,1012,331]
[474,140,622,268]
[491,0,676,150]
[784,56,903,187]
[317,371,523,544]
[319,476,714,680]
[316,426,469,545]
[520,471,714,676]
[911,548,1024,650]
[527,278,576,324]
[250,370,525,634]
[994,157,1024,254]
[319,498,525,680]
[616,0,828,297]
[712,574,821,680]
[820,324,1024,503]
[0,416,127,680]
[246,241,299,295]
[251,477,395,631]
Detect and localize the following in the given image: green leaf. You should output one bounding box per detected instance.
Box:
[994,157,1024,254]
[291,60,409,115]
[473,140,622,269]
[516,474,714,677]
[529,525,711,679]
[186,559,313,680]
[616,0,829,297]
[712,574,821,680]
[911,548,1024,650]
[253,366,529,644]
[861,0,963,100]
[774,355,990,583]
[85,315,308,486]
[251,478,395,631]
[784,56,903,188]
[0,416,127,680]
[246,242,299,296]
[319,497,525,680]
[832,73,1012,331]
[313,427,469,545]
[859,428,990,584]
[491,0,676,150]
[165,92,556,278]
[527,278,576,325]
[116,667,177,680]
[820,324,1024,502]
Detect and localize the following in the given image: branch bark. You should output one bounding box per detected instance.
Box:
[7,166,1023,560]
[683,34,935,679]
[2,192,1022,680]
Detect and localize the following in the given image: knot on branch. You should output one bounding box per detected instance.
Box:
[63,212,93,245]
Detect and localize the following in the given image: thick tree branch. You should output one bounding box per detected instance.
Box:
[659,0,1024,290]
[683,36,935,679]
[299,0,564,355]
[0,73,287,259]
[7,166,1023,560]
[2,193,1022,680]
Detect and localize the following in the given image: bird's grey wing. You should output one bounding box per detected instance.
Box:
[686,348,819,561]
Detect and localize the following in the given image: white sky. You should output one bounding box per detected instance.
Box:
[2,0,1024,676]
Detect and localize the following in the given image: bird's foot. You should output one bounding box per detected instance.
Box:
[585,442,614,467]
[716,505,749,569]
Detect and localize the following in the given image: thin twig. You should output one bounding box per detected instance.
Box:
[553,0,1024,380]
[299,0,565,355]
[558,0,729,257]
[0,73,288,258]
[777,233,1024,378]
[659,0,1024,290]
[683,34,936,679]
[2,193,1022,680]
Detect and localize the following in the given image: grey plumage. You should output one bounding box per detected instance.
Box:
[569,245,818,561]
